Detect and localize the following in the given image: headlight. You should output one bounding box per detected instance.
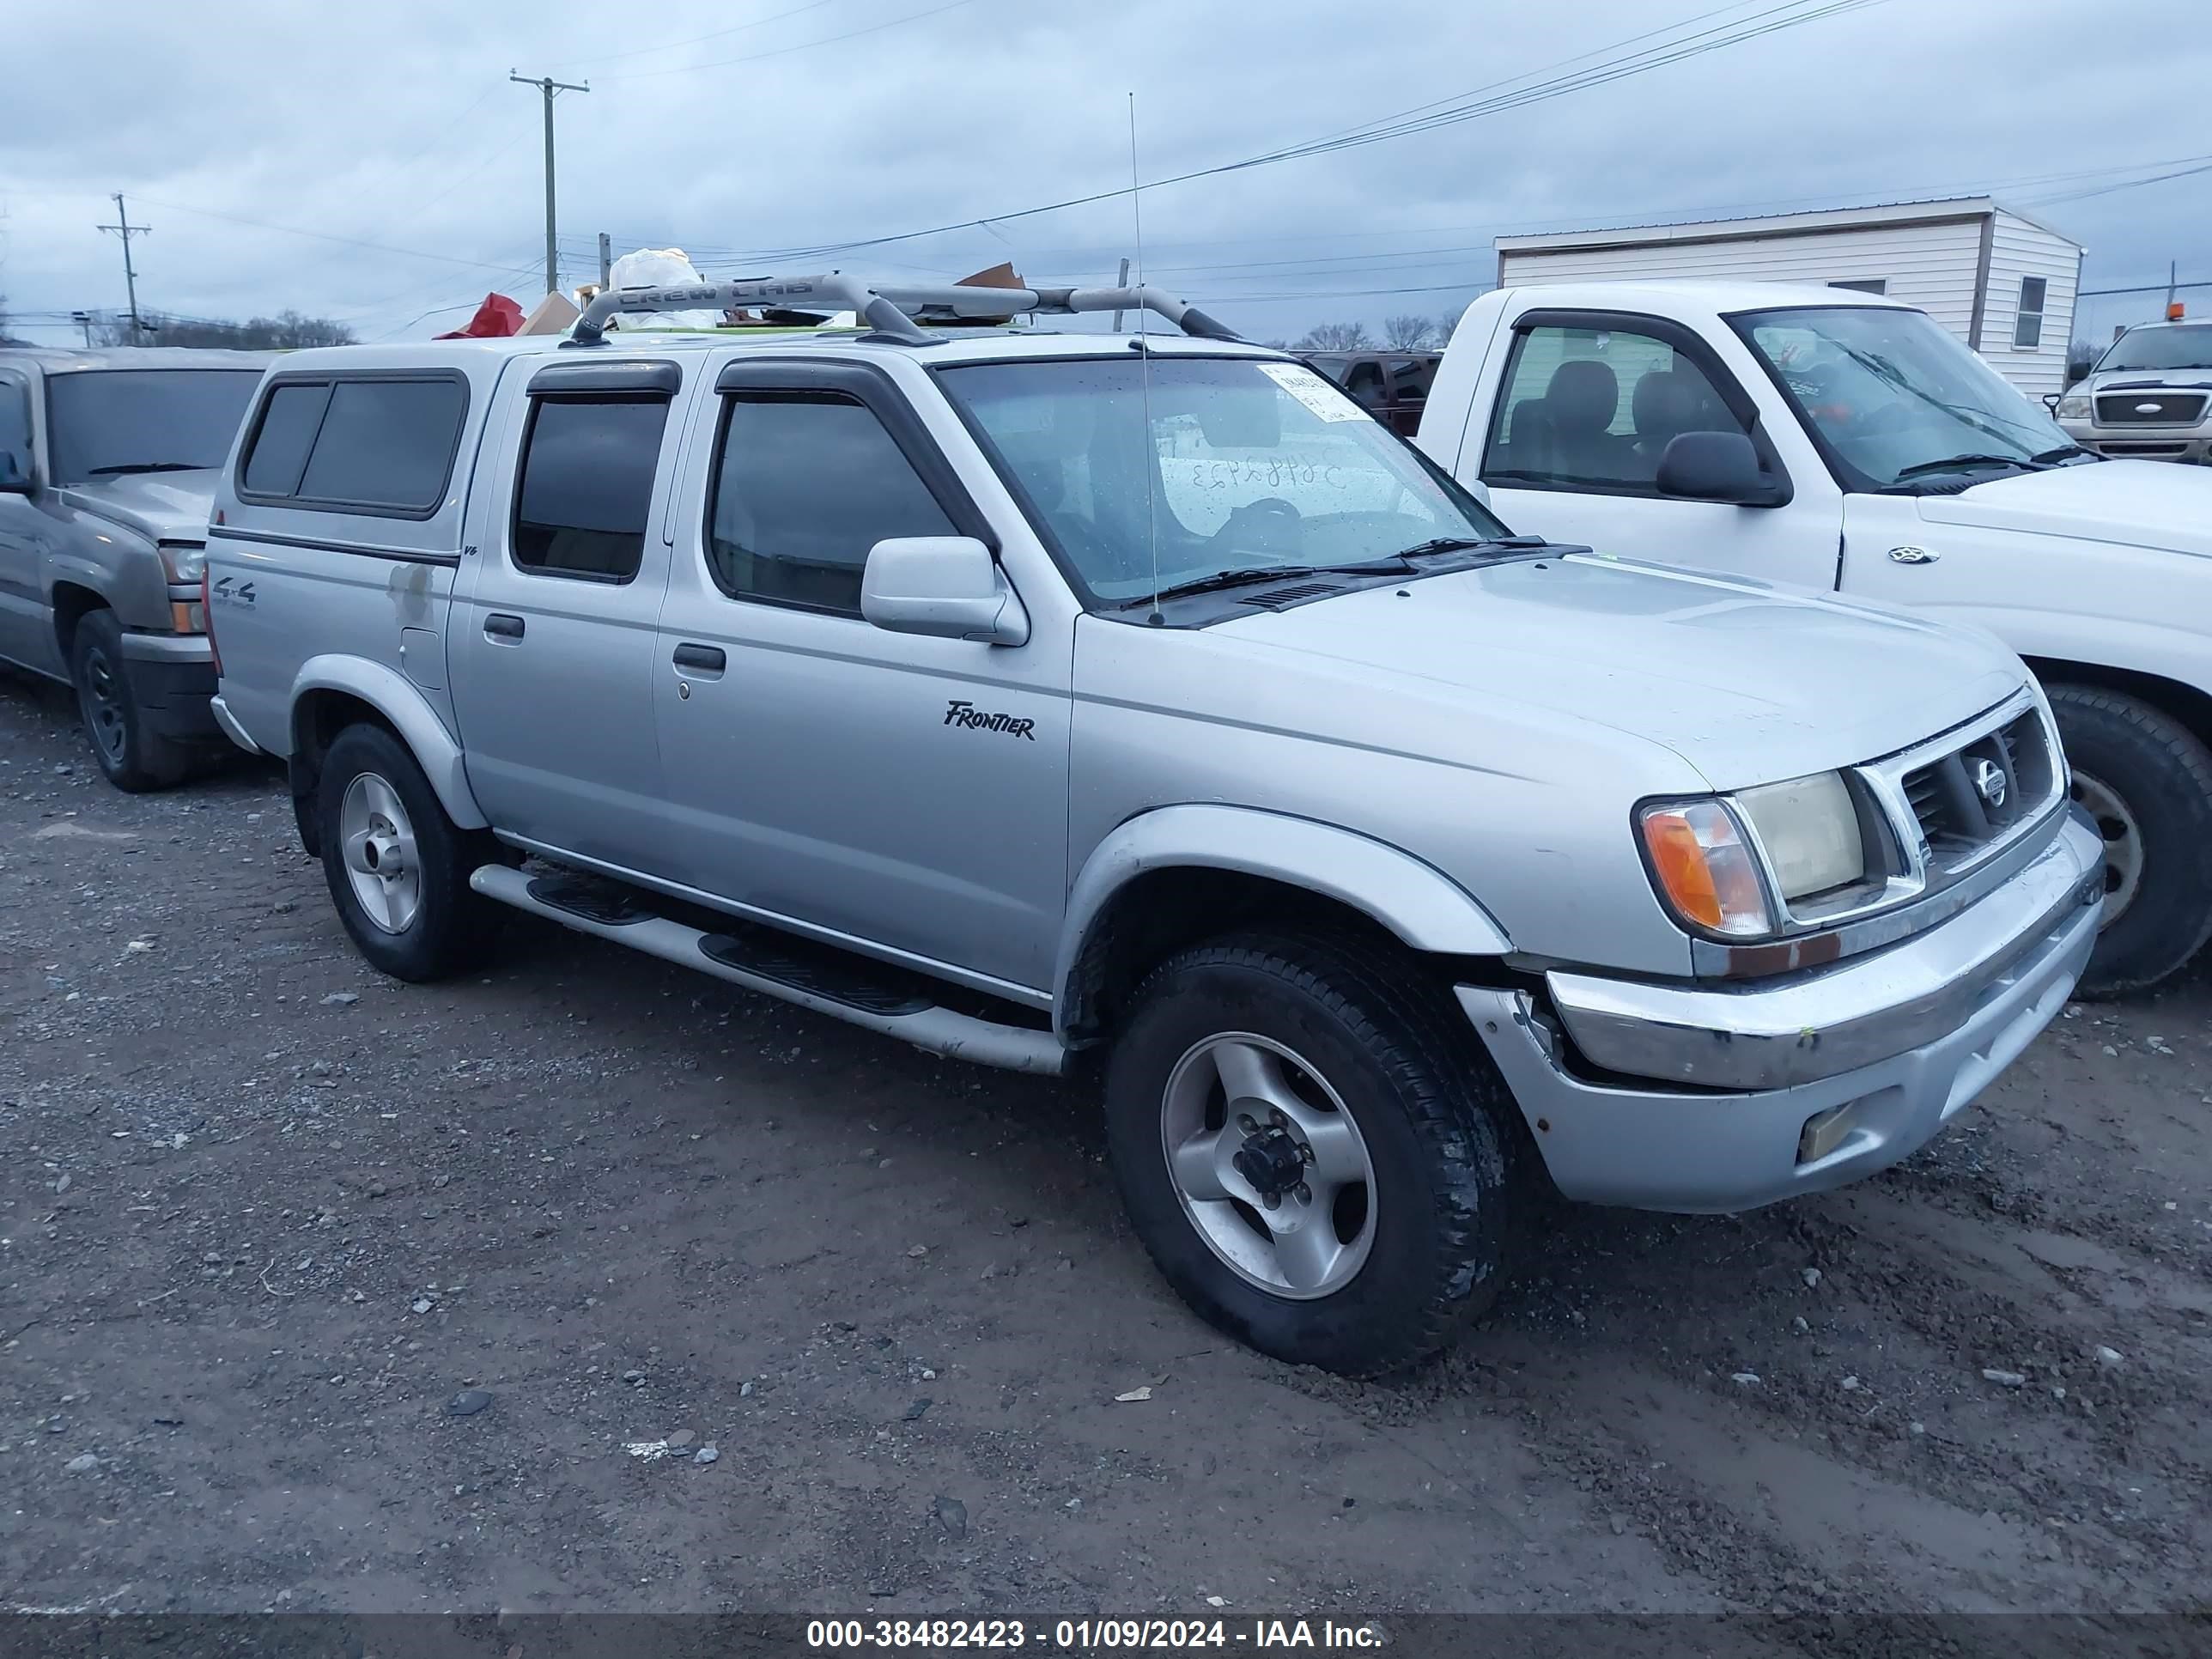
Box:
[1638,771,1866,939]
[1735,772,1864,901]
[2055,393,2091,421]
[157,540,207,582]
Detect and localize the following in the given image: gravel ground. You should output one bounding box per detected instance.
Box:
[2,670,2208,1622]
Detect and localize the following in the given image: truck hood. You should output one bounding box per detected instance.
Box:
[1917,459,2212,560]
[56,470,221,544]
[1212,553,2025,792]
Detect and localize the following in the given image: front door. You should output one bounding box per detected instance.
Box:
[651,360,1072,999]
[1474,307,1844,591]
[448,362,688,868]
[0,369,49,672]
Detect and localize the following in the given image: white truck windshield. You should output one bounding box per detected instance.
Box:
[1735,307,2077,489]
[939,356,1510,605]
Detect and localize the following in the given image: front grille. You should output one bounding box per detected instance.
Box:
[1896,711,2056,871]
[2095,391,2208,425]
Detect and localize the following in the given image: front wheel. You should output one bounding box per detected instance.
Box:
[316,723,500,981]
[70,610,189,792]
[1103,933,1520,1376]
[2048,684,2212,996]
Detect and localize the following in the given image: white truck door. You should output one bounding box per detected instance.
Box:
[1460,303,1844,591]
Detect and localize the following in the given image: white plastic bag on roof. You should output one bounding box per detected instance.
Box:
[606,247,723,329]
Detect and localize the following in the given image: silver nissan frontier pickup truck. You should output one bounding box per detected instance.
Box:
[201,274,2103,1374]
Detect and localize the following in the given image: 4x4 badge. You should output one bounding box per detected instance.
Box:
[944,699,1036,740]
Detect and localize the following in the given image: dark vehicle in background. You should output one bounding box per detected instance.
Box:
[0,347,270,787]
[1302,350,1441,437]
[2054,320,2212,463]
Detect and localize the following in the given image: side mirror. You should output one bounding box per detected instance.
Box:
[0,448,32,494]
[1656,430,1774,506]
[861,536,1030,647]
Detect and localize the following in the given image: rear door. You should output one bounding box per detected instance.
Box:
[448,358,691,868]
[648,356,1073,998]
[1471,304,1842,589]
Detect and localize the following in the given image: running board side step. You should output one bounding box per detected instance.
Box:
[468,864,1066,1076]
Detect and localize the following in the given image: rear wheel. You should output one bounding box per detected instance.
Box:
[1104,933,1520,1376]
[2048,684,2212,995]
[316,723,500,981]
[70,610,189,792]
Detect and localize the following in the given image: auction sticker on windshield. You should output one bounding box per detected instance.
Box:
[1258,362,1365,421]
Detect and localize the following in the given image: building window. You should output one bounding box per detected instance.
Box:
[1829,278,1887,295]
[2014,277,2048,349]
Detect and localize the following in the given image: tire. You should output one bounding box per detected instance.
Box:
[69,610,189,793]
[1103,932,1519,1376]
[2048,684,2212,996]
[316,722,501,981]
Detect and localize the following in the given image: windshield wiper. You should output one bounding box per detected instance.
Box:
[1132,557,1419,607]
[82,461,208,476]
[1890,453,2045,482]
[1394,534,1547,559]
[2031,443,2094,464]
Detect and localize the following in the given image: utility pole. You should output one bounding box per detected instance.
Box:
[511,71,589,299]
[71,310,94,347]
[2167,258,2179,319]
[97,194,149,345]
[599,231,612,293]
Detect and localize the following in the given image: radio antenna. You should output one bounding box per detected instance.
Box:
[1130,92,1163,627]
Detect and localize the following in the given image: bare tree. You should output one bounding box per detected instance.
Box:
[1296,320,1371,352]
[1435,312,1463,346]
[1382,314,1435,349]
[93,309,357,349]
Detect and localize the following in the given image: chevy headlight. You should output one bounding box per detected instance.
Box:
[1638,772,1866,939]
[2055,392,2091,421]
[156,540,207,582]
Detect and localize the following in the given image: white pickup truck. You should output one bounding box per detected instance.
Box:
[1418,280,2212,995]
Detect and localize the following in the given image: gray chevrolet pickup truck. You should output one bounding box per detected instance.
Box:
[0,346,269,787]
[202,276,2102,1374]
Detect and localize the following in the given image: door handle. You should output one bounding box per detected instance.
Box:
[1887,545,1940,565]
[483,612,526,640]
[672,642,726,674]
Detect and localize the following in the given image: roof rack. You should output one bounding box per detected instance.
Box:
[565,272,1240,349]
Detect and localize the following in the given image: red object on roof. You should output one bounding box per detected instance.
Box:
[434,293,526,339]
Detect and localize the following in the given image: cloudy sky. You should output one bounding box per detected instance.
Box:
[4,0,2208,347]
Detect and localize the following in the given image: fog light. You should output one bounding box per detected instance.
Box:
[1797,1101,1861,1165]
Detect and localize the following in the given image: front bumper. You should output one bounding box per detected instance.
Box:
[2058,420,2212,463]
[1460,814,2103,1213]
[116,630,221,744]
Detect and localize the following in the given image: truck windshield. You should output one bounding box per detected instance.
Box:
[1734,307,2075,490]
[2094,324,2212,374]
[46,369,263,484]
[938,356,1511,605]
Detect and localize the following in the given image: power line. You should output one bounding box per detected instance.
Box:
[731,0,1893,261]
[599,0,981,81]
[556,0,843,68]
